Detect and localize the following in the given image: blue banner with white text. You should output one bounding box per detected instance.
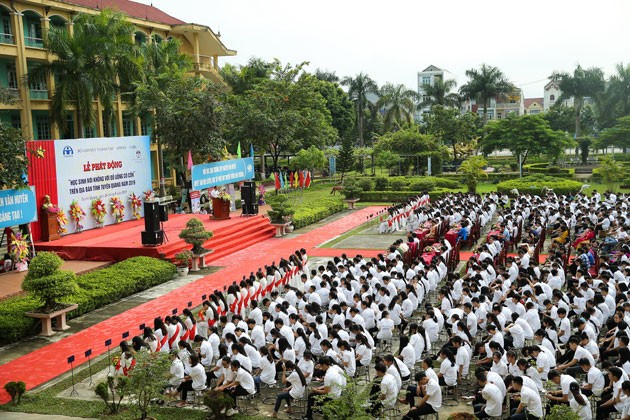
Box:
[191,158,255,190]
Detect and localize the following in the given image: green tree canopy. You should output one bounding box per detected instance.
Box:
[220,57,274,94]
[597,116,630,150]
[458,155,488,193]
[550,65,605,137]
[459,64,514,124]
[310,75,354,138]
[420,78,459,108]
[0,124,27,189]
[481,114,574,165]
[423,106,480,160]
[373,125,447,158]
[289,146,327,172]
[341,72,378,147]
[376,83,419,131]
[336,134,355,180]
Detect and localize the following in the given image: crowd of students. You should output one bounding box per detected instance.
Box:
[109,190,630,419]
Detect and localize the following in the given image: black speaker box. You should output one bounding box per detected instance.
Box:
[143,202,160,232]
[159,204,169,222]
[242,203,259,215]
[141,230,164,246]
[242,181,257,205]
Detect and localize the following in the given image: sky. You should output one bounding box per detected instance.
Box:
[139,0,630,98]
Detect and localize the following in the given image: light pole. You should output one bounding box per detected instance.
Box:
[519,153,523,178]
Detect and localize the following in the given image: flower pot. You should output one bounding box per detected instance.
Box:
[286,224,294,233]
[177,266,189,277]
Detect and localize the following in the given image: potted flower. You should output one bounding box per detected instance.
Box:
[174,251,193,276]
[10,231,29,272]
[267,194,295,237]
[143,190,156,202]
[57,208,68,235]
[340,179,363,209]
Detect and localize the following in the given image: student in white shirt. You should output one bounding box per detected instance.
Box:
[271,361,307,417]
[438,348,458,387]
[401,372,441,419]
[305,357,346,420]
[173,353,207,408]
[473,370,503,418]
[512,375,543,420]
[370,363,399,416]
[568,381,592,420]
[216,360,255,414]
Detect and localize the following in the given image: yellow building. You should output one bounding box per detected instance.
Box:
[0,0,235,185]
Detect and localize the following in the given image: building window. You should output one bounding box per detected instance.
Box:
[550,94,555,101]
[84,126,95,138]
[6,63,17,89]
[35,115,51,140]
[529,109,540,115]
[11,114,20,129]
[61,114,75,139]
[497,113,502,120]
[421,76,431,85]
[0,10,13,44]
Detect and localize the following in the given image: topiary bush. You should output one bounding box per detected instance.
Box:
[409,179,436,191]
[388,177,408,191]
[497,174,583,196]
[178,218,213,254]
[357,178,374,192]
[4,381,26,405]
[374,177,389,190]
[22,252,79,312]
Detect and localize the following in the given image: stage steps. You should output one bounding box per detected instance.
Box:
[160,215,276,264]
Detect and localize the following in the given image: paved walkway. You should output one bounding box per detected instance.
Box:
[0,206,384,404]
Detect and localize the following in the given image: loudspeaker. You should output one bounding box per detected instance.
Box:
[242,181,257,206]
[159,204,168,222]
[141,230,164,246]
[143,202,160,232]
[242,203,259,215]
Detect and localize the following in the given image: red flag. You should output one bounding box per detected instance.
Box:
[187,150,194,170]
[289,171,294,187]
[305,171,311,188]
[274,172,281,190]
[298,171,305,188]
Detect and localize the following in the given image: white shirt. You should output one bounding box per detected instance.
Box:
[440,358,458,386]
[481,382,503,417]
[190,363,207,391]
[324,365,346,399]
[287,371,305,399]
[235,367,256,394]
[425,377,442,410]
[258,357,276,385]
[520,384,543,418]
[380,373,399,408]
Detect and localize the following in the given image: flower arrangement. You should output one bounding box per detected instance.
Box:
[69,200,86,232]
[129,193,142,220]
[110,196,125,223]
[218,189,231,201]
[10,231,29,264]
[41,195,59,214]
[91,198,106,226]
[57,209,68,235]
[143,190,155,202]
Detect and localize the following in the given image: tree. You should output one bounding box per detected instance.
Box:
[127,352,170,420]
[543,105,576,134]
[598,116,630,150]
[314,69,339,83]
[375,150,401,175]
[423,106,480,161]
[289,145,327,172]
[336,134,355,181]
[420,78,459,108]
[550,65,605,137]
[377,83,419,131]
[227,62,336,171]
[311,76,354,138]
[28,10,140,137]
[134,74,226,184]
[607,63,630,117]
[341,72,378,147]
[598,155,624,191]
[481,114,574,165]
[459,155,488,193]
[220,57,273,94]
[459,64,514,124]
[22,252,79,311]
[0,123,28,189]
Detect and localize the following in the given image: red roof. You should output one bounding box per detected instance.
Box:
[62,0,186,25]
[524,98,543,108]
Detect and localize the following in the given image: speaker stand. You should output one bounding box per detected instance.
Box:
[160,222,169,243]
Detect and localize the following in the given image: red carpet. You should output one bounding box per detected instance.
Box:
[0,207,385,404]
[35,213,275,263]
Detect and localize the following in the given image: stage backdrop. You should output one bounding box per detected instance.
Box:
[28,136,152,240]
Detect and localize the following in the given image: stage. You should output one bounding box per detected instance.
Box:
[35,207,275,263]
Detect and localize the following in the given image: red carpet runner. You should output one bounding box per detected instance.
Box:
[0,207,385,403]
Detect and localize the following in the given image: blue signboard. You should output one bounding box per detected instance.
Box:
[0,187,38,229]
[191,158,255,190]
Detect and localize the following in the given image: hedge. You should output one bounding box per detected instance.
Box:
[496,175,584,196]
[359,189,451,203]
[292,197,345,229]
[523,162,575,177]
[0,257,176,345]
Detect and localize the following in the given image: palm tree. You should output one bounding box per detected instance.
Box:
[420,78,459,108]
[28,10,140,137]
[550,64,605,137]
[459,64,513,124]
[607,62,630,117]
[314,69,339,83]
[341,72,378,147]
[377,83,419,131]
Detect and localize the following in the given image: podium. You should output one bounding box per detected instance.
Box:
[40,212,60,242]
[212,198,230,220]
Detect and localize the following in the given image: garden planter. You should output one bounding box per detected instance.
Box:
[26,303,78,336]
[211,198,230,220]
[270,221,292,237]
[191,250,213,272]
[177,266,189,277]
[344,198,360,209]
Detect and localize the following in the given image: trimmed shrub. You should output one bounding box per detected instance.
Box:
[374,177,389,191]
[0,257,176,345]
[409,179,435,191]
[496,175,583,196]
[360,189,451,203]
[432,177,460,189]
[22,252,79,311]
[357,178,374,192]
[292,200,345,229]
[523,162,574,176]
[388,177,408,191]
